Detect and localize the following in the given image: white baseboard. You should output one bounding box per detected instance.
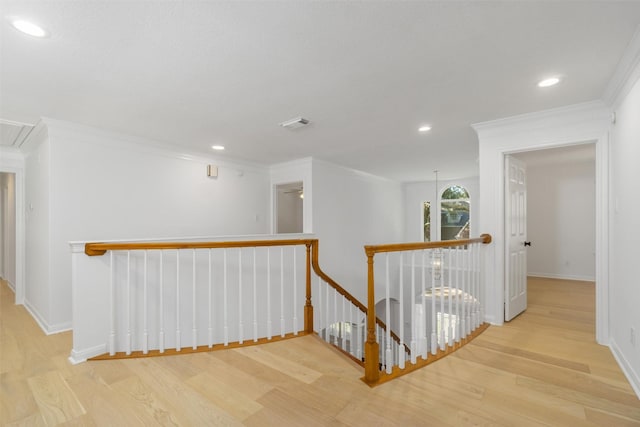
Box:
[528,272,595,282]
[484,314,502,326]
[610,338,640,399]
[23,299,72,335]
[68,344,107,365]
[6,279,16,292]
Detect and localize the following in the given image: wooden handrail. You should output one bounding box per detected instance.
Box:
[85,238,316,256]
[364,233,492,256]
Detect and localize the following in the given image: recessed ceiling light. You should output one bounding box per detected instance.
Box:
[211,145,225,151]
[418,125,432,132]
[11,19,48,38]
[537,77,560,88]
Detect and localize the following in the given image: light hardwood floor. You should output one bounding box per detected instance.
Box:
[1,277,639,426]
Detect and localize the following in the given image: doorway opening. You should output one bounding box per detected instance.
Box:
[275,181,303,234]
[0,172,17,293]
[505,144,596,324]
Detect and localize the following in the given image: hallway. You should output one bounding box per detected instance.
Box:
[1,278,638,425]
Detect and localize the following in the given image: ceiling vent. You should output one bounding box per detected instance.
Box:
[280,117,310,129]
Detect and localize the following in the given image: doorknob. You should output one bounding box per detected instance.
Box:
[524,241,531,247]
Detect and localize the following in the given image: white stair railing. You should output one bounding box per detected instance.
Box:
[363,234,492,385]
[70,237,315,362]
[69,236,405,366]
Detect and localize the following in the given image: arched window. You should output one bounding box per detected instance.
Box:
[441,185,470,240]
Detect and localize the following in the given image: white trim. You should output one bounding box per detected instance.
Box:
[0,147,25,305]
[30,117,268,175]
[472,101,608,137]
[604,25,640,107]
[594,132,610,345]
[527,273,595,282]
[68,344,107,365]
[23,298,72,335]
[312,157,400,184]
[610,339,640,399]
[473,102,610,344]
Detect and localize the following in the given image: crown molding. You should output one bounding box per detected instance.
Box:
[603,24,640,107]
[28,117,269,175]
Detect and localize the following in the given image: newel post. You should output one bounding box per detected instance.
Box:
[304,242,314,334]
[364,248,380,384]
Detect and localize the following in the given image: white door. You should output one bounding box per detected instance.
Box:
[505,155,528,321]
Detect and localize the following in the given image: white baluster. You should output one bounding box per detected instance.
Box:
[325,280,329,342]
[280,247,285,337]
[238,248,243,344]
[267,248,272,340]
[439,250,445,351]
[293,247,298,335]
[208,249,213,348]
[349,302,354,356]
[176,250,181,351]
[159,251,165,353]
[448,248,453,347]
[126,251,131,355]
[410,251,417,364]
[470,244,476,330]
[474,242,481,329]
[109,251,115,356]
[421,250,427,360]
[479,242,485,325]
[385,254,392,374]
[455,246,461,343]
[460,245,467,339]
[431,249,437,355]
[341,295,346,351]
[398,253,405,369]
[357,314,363,361]
[331,288,340,346]
[192,249,197,350]
[253,248,258,342]
[316,277,322,338]
[378,324,384,369]
[223,249,228,346]
[143,250,148,354]
[466,245,472,336]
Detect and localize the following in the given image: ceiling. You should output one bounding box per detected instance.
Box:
[1,1,639,182]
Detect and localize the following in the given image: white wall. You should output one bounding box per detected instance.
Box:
[524,158,595,281]
[609,69,640,396]
[473,101,610,335]
[311,159,404,303]
[23,125,53,330]
[22,119,272,332]
[403,177,479,242]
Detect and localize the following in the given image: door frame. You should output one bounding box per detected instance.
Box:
[0,149,25,305]
[474,101,610,345]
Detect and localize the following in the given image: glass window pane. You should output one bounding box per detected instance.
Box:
[441,200,470,240]
[441,185,469,200]
[423,201,431,242]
